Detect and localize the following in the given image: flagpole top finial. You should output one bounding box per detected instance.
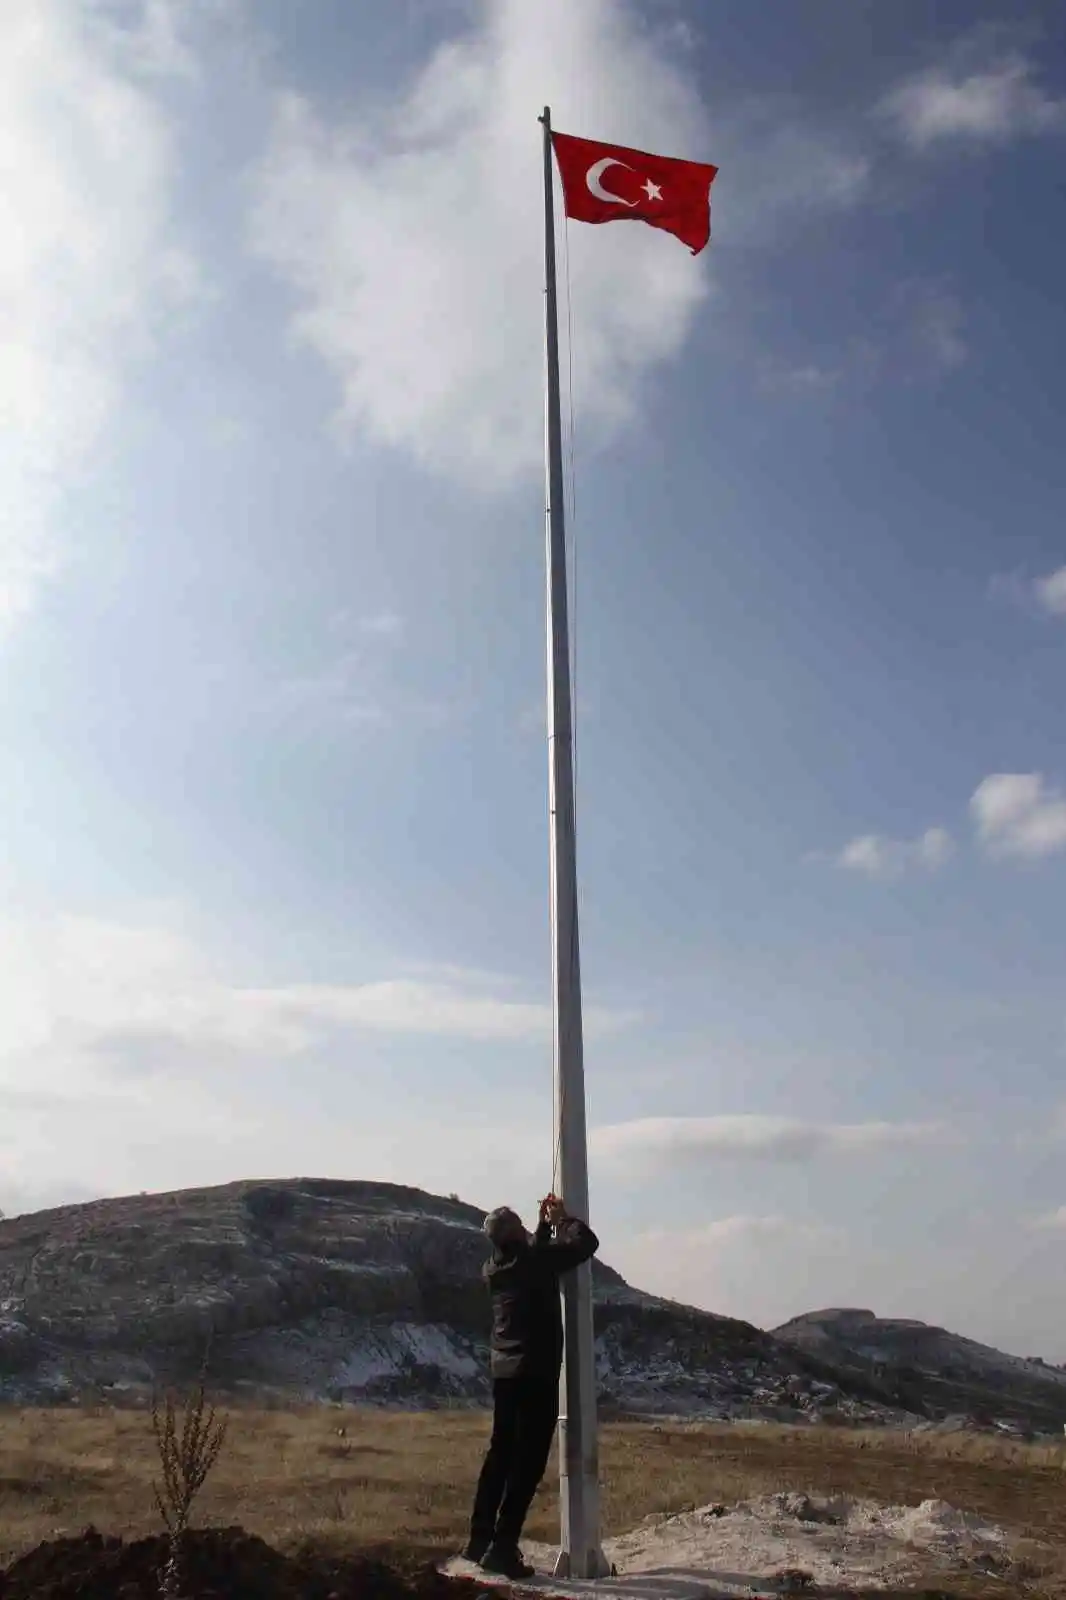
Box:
[540,106,551,127]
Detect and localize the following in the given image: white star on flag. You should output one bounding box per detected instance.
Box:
[642,178,663,201]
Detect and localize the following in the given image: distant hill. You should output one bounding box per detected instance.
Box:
[774,1307,1066,1433]
[0,1178,900,1422]
[1,1181,1060,1433]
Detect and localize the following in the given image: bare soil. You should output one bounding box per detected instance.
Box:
[0,1525,491,1600]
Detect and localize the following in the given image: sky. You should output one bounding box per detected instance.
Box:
[3,0,1066,1361]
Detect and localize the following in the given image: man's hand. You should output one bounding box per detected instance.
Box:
[539,1193,566,1227]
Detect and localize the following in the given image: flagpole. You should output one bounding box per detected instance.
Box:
[539,105,607,1584]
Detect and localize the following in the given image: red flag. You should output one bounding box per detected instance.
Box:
[551,130,718,255]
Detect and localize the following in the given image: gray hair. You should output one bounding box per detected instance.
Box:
[483,1206,522,1245]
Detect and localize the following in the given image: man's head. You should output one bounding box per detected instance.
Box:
[483,1206,526,1248]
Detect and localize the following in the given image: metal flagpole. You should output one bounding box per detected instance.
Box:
[539,105,608,1584]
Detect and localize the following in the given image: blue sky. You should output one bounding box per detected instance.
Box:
[4,0,1066,1358]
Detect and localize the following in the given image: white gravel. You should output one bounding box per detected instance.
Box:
[448,1492,1012,1596]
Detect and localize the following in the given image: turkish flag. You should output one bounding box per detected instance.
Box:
[551,130,718,255]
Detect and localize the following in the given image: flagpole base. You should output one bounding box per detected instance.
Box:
[552,1547,613,1581]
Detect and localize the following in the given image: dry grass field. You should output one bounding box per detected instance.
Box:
[2,1405,1066,1594]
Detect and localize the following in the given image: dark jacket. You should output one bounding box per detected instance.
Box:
[484,1217,599,1381]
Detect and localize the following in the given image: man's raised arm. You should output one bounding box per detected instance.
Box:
[535,1195,599,1272]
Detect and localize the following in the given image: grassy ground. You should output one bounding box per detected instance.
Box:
[2,1406,1065,1594]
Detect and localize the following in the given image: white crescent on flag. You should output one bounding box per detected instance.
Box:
[585,157,637,207]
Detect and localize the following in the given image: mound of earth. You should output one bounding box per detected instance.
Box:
[0,1524,489,1600]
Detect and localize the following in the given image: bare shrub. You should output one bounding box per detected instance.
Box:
[150,1348,229,1598]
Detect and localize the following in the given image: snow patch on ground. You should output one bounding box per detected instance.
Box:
[330,1322,480,1389]
[311,1257,402,1274]
[394,1210,482,1232]
[397,1321,481,1375]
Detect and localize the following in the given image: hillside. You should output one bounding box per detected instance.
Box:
[2,1179,1063,1433]
[774,1307,1066,1433]
[0,1177,900,1423]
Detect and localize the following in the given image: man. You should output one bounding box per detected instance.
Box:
[464,1192,599,1579]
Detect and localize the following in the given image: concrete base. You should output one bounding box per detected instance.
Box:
[440,1553,764,1599]
[551,1547,612,1581]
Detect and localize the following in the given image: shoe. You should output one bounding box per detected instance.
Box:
[461,1535,491,1564]
[480,1544,536,1579]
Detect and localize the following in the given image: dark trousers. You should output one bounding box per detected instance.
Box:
[470,1371,560,1548]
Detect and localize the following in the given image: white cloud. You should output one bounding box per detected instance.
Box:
[0,0,198,634]
[758,361,840,395]
[0,905,631,1219]
[897,281,967,372]
[1033,567,1066,618]
[249,0,715,490]
[271,653,462,733]
[718,107,869,234]
[359,611,404,638]
[591,1114,951,1168]
[88,0,207,83]
[835,826,954,881]
[882,51,1066,149]
[0,910,636,1102]
[1031,1207,1066,1233]
[267,610,452,729]
[615,1213,849,1320]
[239,978,550,1045]
[639,1214,840,1249]
[989,567,1066,619]
[970,773,1066,860]
[246,2,890,483]
[761,280,966,402]
[273,654,392,729]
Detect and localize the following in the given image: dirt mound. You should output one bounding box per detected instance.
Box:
[0,1525,486,1600]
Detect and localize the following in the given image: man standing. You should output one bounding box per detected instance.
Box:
[464,1193,599,1578]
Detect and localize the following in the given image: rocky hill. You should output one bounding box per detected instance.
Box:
[774,1307,1066,1434]
[0,1178,903,1423]
[2,1181,1060,1432]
